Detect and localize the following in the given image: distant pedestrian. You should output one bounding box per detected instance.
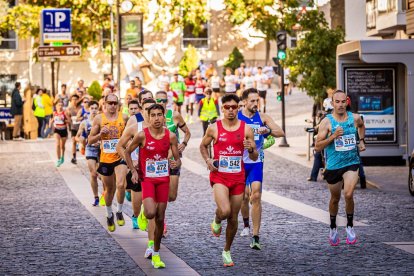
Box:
[33,88,45,139]
[10,82,24,140]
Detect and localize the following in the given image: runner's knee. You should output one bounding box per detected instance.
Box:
[250,191,261,204]
[344,191,354,201]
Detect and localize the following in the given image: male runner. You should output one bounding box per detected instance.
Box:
[66,94,81,164]
[155,91,191,202]
[200,94,258,267]
[88,93,128,232]
[76,101,101,205]
[238,88,285,249]
[125,104,181,269]
[126,90,153,128]
[254,66,270,113]
[315,90,366,246]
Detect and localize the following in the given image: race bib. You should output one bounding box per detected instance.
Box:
[195,87,204,94]
[211,80,220,88]
[218,156,242,173]
[54,116,64,125]
[102,139,119,153]
[187,85,195,92]
[248,124,260,141]
[334,134,356,151]
[146,159,169,177]
[71,116,80,125]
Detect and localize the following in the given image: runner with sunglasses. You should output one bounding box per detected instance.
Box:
[238,88,284,250]
[88,93,128,232]
[200,93,258,267]
[124,103,181,269]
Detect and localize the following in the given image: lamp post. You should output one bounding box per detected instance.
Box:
[107,0,114,77]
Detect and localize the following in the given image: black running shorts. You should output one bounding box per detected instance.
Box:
[323,164,359,184]
[97,159,127,176]
[126,170,142,192]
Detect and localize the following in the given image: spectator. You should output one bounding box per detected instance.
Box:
[42,90,53,138]
[10,82,24,140]
[198,88,219,135]
[33,88,45,139]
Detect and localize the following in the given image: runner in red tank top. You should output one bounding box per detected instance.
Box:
[51,101,69,167]
[125,103,181,269]
[200,94,258,267]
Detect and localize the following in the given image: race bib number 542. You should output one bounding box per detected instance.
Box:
[218,156,242,173]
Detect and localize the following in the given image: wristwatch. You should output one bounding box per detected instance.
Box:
[182,141,188,146]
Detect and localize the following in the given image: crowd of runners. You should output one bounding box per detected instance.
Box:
[39,66,366,269]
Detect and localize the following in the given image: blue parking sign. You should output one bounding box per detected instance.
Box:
[41,9,72,43]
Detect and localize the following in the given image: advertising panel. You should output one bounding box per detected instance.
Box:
[345,68,396,143]
[119,14,143,51]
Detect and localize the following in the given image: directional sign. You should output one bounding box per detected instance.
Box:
[41,9,72,43]
[37,45,81,58]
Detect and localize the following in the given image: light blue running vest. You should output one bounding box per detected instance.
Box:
[237,110,265,163]
[325,111,360,170]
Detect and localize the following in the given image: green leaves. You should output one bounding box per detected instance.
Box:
[178,44,199,77]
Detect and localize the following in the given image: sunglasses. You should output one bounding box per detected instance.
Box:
[106,101,118,106]
[223,104,238,110]
[156,99,168,103]
[83,101,89,104]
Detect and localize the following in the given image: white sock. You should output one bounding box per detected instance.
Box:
[117,203,123,213]
[152,251,159,256]
[106,206,113,218]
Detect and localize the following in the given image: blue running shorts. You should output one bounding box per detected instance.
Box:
[244,162,264,187]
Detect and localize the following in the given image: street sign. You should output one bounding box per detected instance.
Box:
[37,45,81,58]
[41,9,72,43]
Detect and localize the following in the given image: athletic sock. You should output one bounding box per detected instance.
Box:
[106,206,113,218]
[152,251,159,256]
[73,153,76,159]
[330,215,337,229]
[243,217,250,228]
[117,203,123,213]
[347,213,354,228]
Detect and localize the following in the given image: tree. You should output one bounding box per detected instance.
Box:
[88,81,103,101]
[223,47,245,73]
[223,0,301,63]
[284,23,344,102]
[178,44,199,77]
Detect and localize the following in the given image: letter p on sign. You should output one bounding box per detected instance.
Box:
[55,12,66,27]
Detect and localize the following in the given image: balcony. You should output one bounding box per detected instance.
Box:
[366,0,407,37]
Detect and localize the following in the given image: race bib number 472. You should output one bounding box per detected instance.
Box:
[146,159,169,177]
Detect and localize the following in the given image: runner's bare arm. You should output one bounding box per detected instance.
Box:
[354,114,366,152]
[124,131,144,176]
[176,112,191,152]
[65,109,72,129]
[200,123,218,171]
[76,108,83,122]
[125,114,137,128]
[75,121,85,142]
[169,133,181,169]
[87,115,102,145]
[116,126,134,161]
[315,118,335,152]
[260,113,285,138]
[245,125,258,161]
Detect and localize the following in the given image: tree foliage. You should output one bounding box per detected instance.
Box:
[87,80,102,101]
[223,47,244,73]
[285,25,344,102]
[178,44,199,77]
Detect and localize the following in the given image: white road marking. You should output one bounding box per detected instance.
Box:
[182,157,368,227]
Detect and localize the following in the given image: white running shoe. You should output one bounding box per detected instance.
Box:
[240,227,250,237]
[144,246,154,259]
[345,226,357,244]
[329,228,340,246]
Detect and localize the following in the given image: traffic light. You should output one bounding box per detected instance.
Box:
[272,57,281,75]
[276,31,287,60]
[277,92,282,102]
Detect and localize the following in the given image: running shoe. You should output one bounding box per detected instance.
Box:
[328,228,340,246]
[56,160,62,167]
[92,197,99,207]
[132,215,138,229]
[71,158,77,164]
[60,157,64,164]
[222,250,234,267]
[107,213,115,232]
[250,236,261,250]
[80,147,85,155]
[189,117,194,124]
[125,190,131,202]
[345,226,357,245]
[240,227,250,237]
[151,254,166,269]
[138,205,148,231]
[144,246,154,259]
[211,219,222,237]
[116,212,125,226]
[99,194,106,206]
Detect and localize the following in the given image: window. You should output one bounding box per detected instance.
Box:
[182,22,209,49]
[0,74,17,107]
[0,0,17,50]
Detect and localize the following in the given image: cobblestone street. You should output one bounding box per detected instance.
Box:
[1,90,413,275]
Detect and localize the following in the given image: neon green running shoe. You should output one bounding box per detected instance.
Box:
[138,205,148,231]
[151,254,166,269]
[211,219,222,237]
[222,250,234,267]
[99,194,106,206]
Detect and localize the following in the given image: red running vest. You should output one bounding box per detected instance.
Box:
[139,127,171,183]
[210,120,246,184]
[53,111,67,129]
